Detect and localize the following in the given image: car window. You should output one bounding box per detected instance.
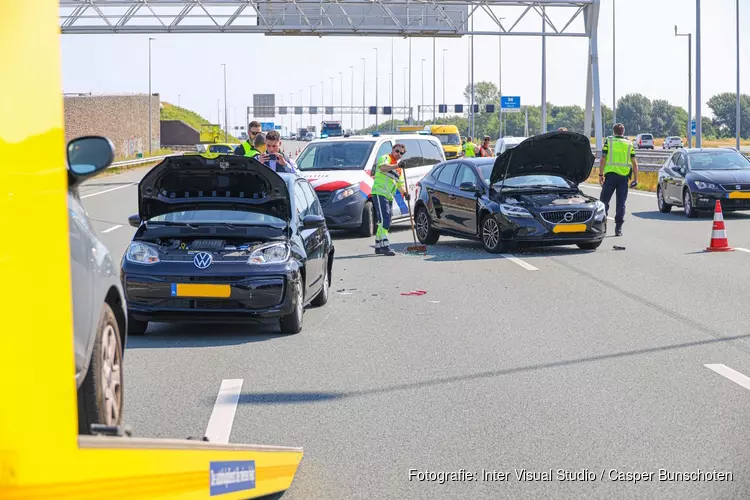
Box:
[454,165,478,186]
[641,134,653,140]
[420,139,444,166]
[399,139,424,169]
[434,133,461,145]
[150,210,286,225]
[300,181,323,216]
[371,140,394,175]
[428,164,445,180]
[294,186,309,219]
[689,150,750,170]
[208,144,233,154]
[674,153,686,168]
[436,163,459,185]
[296,141,376,171]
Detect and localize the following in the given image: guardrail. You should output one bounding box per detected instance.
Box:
[108,152,182,169]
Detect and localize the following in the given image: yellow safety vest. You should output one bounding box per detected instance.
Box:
[463,142,476,157]
[603,136,632,176]
[241,141,260,158]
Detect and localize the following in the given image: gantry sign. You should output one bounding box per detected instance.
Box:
[59,0,603,149]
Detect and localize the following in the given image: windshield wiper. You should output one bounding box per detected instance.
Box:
[503,184,572,190]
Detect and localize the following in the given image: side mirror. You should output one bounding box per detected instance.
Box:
[128,214,141,228]
[67,136,114,177]
[302,214,326,228]
[459,181,479,193]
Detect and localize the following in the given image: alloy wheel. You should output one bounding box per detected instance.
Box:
[684,190,692,216]
[416,210,429,241]
[100,324,122,426]
[482,217,500,250]
[657,187,664,209]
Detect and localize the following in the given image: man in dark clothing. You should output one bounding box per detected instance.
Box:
[256,130,296,174]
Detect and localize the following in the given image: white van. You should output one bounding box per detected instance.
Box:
[495,136,527,156]
[295,133,446,236]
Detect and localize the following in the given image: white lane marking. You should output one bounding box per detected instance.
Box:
[501,254,539,271]
[581,183,656,198]
[736,248,750,253]
[607,217,615,221]
[101,224,122,234]
[80,182,137,199]
[705,364,750,392]
[205,379,243,444]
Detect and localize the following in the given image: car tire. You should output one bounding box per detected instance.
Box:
[415,205,440,245]
[127,312,148,335]
[577,240,603,250]
[683,188,698,218]
[78,303,124,435]
[279,279,304,334]
[480,214,508,254]
[310,256,329,307]
[359,200,375,237]
[657,185,672,213]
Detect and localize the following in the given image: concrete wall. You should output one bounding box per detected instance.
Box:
[63,93,160,158]
[161,120,199,146]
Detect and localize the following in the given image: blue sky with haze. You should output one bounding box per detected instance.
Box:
[61,0,748,132]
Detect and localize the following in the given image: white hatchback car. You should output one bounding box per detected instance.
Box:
[663,136,684,149]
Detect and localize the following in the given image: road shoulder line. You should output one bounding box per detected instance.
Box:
[501,254,539,271]
[705,364,750,392]
[205,378,244,444]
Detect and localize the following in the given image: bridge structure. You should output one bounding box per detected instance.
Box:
[59,0,604,151]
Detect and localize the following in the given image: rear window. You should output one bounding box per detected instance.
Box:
[641,135,653,140]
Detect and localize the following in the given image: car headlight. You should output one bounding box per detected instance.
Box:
[499,203,533,218]
[330,184,360,204]
[594,201,606,221]
[694,181,718,190]
[247,242,290,264]
[126,242,160,264]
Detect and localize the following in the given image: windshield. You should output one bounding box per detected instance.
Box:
[689,151,750,170]
[435,133,461,146]
[149,210,286,226]
[296,141,375,171]
[478,167,574,189]
[208,144,234,154]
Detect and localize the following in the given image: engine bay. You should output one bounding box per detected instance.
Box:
[501,192,591,208]
[153,237,268,258]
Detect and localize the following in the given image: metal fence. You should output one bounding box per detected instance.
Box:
[109,153,181,169]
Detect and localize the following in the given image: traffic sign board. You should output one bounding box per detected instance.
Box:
[260,122,275,131]
[501,96,521,112]
[691,119,696,135]
[274,125,282,130]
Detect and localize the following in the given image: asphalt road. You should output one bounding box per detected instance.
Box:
[81,163,750,499]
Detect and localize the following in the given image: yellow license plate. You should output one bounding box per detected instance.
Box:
[171,283,231,298]
[728,191,750,199]
[552,223,588,234]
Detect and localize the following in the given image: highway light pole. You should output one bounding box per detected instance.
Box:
[736,0,741,150]
[339,72,343,124]
[498,17,505,137]
[675,25,692,147]
[321,81,324,127]
[330,77,333,121]
[361,58,366,131]
[374,47,379,131]
[421,58,426,124]
[432,38,436,123]
[391,37,395,130]
[222,63,228,142]
[442,49,447,118]
[403,66,408,119]
[409,39,413,125]
[541,8,547,134]
[148,37,155,154]
[612,0,616,125]
[349,65,354,132]
[695,0,702,147]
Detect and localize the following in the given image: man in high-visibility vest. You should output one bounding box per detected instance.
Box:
[463,136,477,157]
[371,143,410,256]
[599,123,639,236]
[235,132,266,158]
[233,120,263,156]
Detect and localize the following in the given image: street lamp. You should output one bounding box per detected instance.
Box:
[736,0,741,150]
[361,58,366,131]
[373,47,379,131]
[222,63,228,142]
[695,0,702,147]
[442,49,448,117]
[675,25,693,148]
[349,65,354,131]
[613,0,616,125]
[421,58,426,124]
[339,72,343,124]
[432,38,436,123]
[147,37,155,154]
[330,77,333,120]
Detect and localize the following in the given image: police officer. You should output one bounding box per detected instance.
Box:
[234,121,263,156]
[599,123,638,236]
[371,143,409,256]
[236,132,266,158]
[463,136,477,157]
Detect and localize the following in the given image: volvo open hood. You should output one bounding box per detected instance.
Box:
[490,131,595,186]
[138,155,291,221]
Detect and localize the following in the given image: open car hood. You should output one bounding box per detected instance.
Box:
[138,155,291,221]
[490,131,595,186]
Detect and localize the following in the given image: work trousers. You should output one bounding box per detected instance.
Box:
[599,173,629,226]
[372,194,393,248]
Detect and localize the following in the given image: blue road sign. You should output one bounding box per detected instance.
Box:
[500,96,521,112]
[274,125,282,130]
[260,122,275,131]
[691,119,696,136]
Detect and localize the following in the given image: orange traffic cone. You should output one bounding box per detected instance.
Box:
[705,200,734,252]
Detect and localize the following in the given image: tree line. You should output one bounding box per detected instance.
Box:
[356,81,749,141]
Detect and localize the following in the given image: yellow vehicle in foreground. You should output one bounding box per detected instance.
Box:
[0,2,301,499]
[425,125,462,159]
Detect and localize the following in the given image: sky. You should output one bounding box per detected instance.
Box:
[60,0,749,133]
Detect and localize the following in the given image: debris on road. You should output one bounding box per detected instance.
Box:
[401,290,427,296]
[613,245,626,251]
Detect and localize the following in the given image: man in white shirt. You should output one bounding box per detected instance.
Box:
[256,130,296,173]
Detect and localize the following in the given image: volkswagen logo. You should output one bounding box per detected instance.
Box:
[193,252,213,269]
[219,160,229,170]
[564,212,575,222]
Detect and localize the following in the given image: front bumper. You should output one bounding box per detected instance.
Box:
[499,213,607,246]
[319,192,367,229]
[122,267,301,323]
[691,190,750,211]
